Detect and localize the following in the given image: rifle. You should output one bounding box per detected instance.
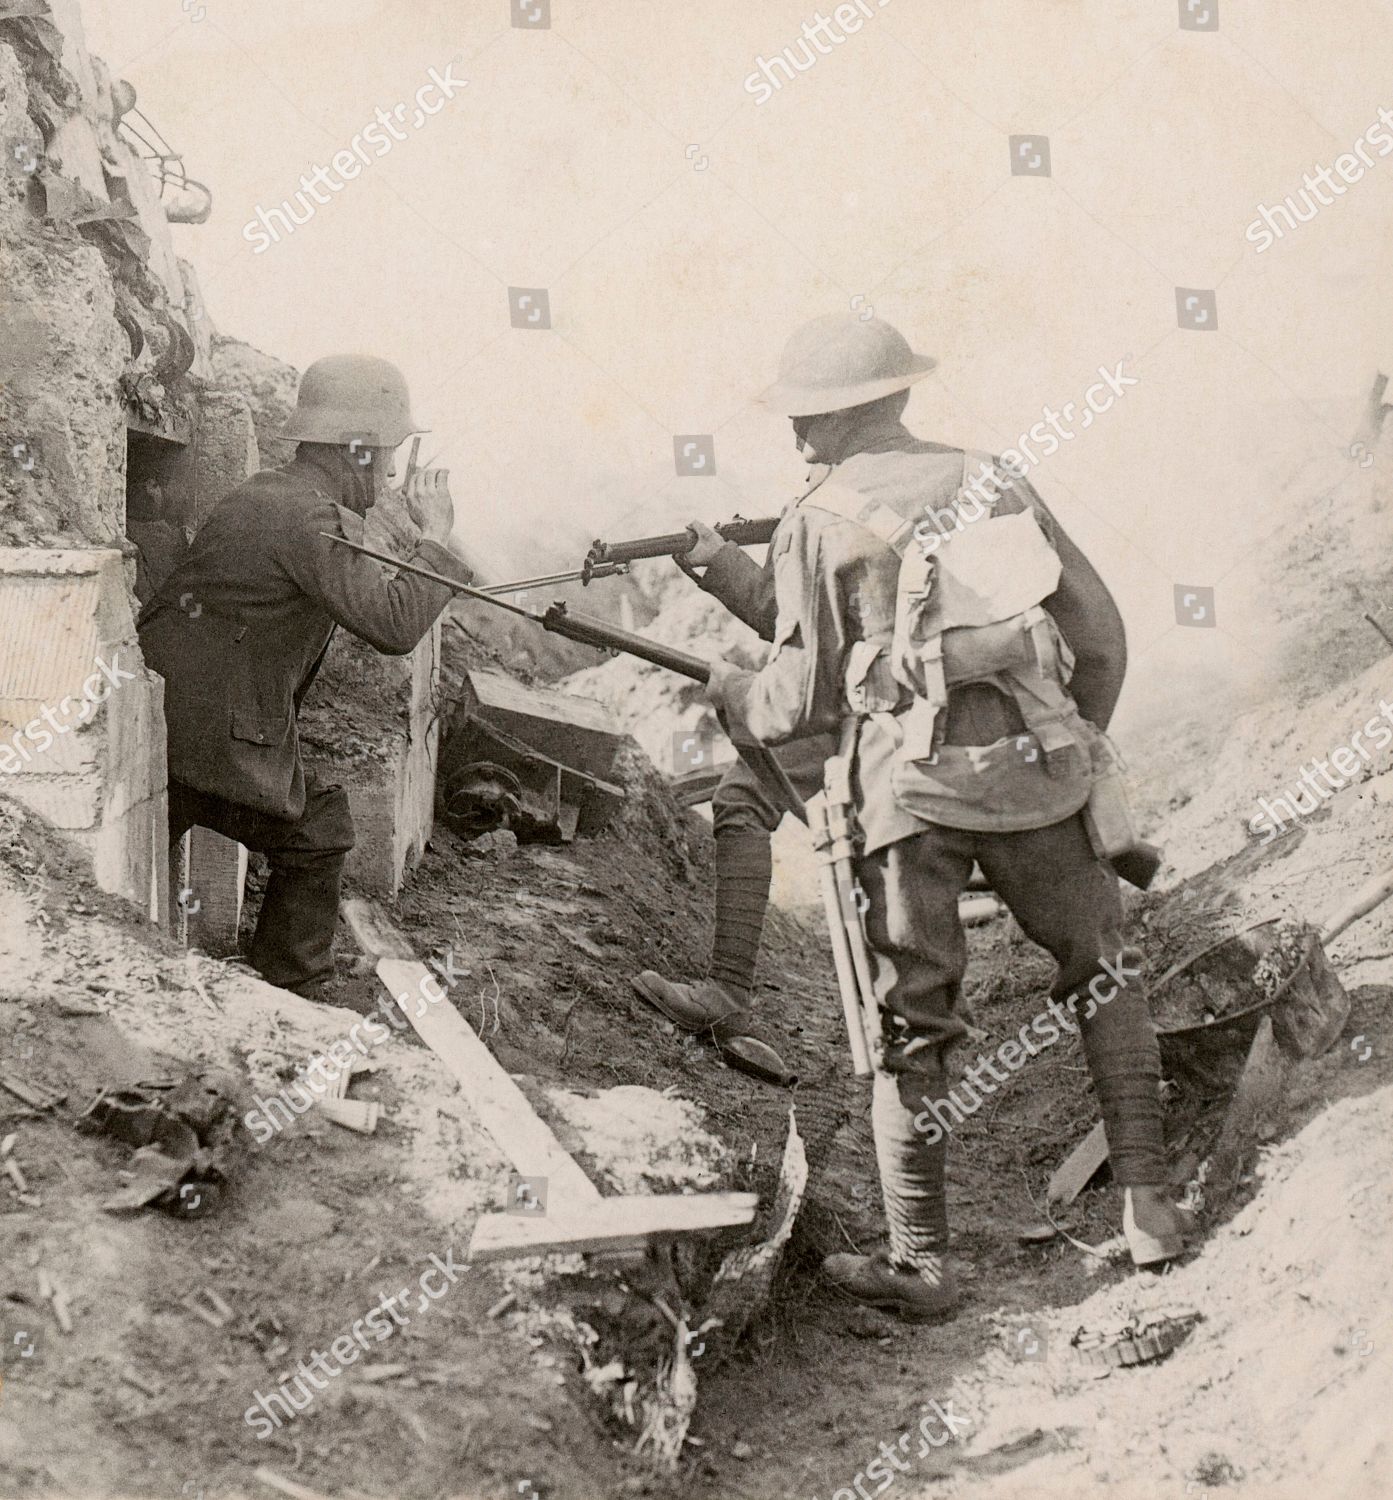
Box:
[485,561,629,595]
[583,515,778,582]
[318,532,806,819]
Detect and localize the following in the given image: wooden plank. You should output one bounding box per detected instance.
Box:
[462,669,626,782]
[469,1191,758,1262]
[376,956,601,1212]
[1206,1016,1289,1210]
[316,1097,380,1134]
[342,898,416,961]
[470,668,618,737]
[1047,1119,1110,1207]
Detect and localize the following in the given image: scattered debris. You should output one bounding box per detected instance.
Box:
[36,1269,73,1335]
[0,1130,30,1195]
[486,1291,518,1319]
[0,1073,64,1111]
[182,1288,234,1330]
[1046,1119,1110,1209]
[1071,1311,1203,1370]
[78,1071,239,1217]
[253,1466,343,1500]
[117,1365,163,1398]
[246,1311,290,1365]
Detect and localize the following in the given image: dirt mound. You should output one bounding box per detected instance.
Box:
[932,1086,1392,1500]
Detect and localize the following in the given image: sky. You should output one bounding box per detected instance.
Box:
[79,0,1393,712]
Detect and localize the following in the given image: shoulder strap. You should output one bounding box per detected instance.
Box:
[801,479,920,556]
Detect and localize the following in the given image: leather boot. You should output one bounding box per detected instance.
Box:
[822,1249,960,1322]
[828,1070,960,1321]
[630,973,796,1085]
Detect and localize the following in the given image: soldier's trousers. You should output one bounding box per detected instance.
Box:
[705,734,834,995]
[854,811,1167,1269]
[168,776,356,995]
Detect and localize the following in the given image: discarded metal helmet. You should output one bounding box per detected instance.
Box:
[761,313,936,417]
[279,354,424,448]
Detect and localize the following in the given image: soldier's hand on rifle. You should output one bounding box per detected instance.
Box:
[704,657,744,707]
[405,467,455,546]
[683,519,726,568]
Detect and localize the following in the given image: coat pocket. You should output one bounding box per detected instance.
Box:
[229,707,293,750]
[227,706,300,818]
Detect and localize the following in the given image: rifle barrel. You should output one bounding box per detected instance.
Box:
[318,532,711,677]
[485,562,627,594]
[318,531,805,819]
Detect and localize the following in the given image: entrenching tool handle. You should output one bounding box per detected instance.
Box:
[810,794,873,1076]
[833,859,882,1073]
[1319,864,1393,945]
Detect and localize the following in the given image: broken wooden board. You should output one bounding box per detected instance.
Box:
[342,898,416,962]
[1047,1119,1110,1208]
[469,1191,758,1262]
[375,955,602,1214]
[1205,1015,1289,1210]
[349,899,602,1207]
[347,898,765,1263]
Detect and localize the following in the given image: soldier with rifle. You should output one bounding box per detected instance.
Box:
[627,507,833,1088]
[699,312,1187,1320]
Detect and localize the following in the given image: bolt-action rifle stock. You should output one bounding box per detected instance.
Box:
[583,516,778,582]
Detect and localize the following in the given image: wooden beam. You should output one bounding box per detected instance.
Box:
[1047,1119,1110,1207]
[671,761,733,808]
[341,898,417,961]
[462,669,626,781]
[469,1191,758,1262]
[376,955,602,1213]
[346,898,764,1259]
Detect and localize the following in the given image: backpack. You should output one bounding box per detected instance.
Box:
[808,450,1087,778]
